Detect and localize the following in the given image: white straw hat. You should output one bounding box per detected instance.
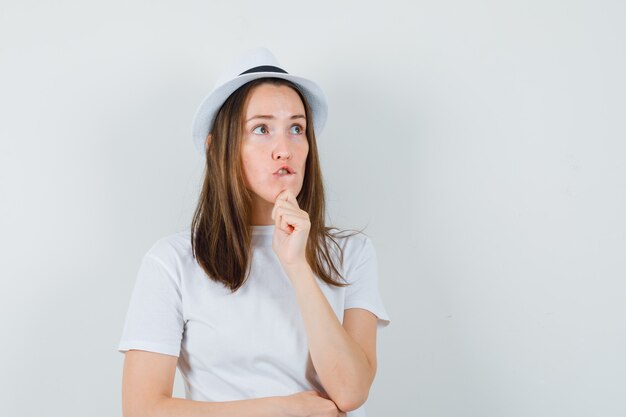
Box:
[191,47,328,155]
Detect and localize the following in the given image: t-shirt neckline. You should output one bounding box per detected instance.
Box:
[251,225,275,236]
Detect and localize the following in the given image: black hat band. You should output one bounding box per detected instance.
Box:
[239,65,288,75]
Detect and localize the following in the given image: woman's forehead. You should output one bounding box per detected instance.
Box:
[244,83,305,119]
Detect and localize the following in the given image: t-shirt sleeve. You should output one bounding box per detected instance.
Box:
[344,236,391,329]
[118,252,185,357]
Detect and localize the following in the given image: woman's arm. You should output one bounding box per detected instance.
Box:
[122,350,343,417]
[271,190,379,412]
[283,264,378,412]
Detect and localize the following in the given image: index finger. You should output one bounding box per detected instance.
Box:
[275,189,296,204]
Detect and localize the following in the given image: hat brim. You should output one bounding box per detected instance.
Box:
[191,72,328,155]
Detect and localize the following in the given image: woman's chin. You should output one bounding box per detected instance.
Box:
[273,185,302,200]
[249,185,303,207]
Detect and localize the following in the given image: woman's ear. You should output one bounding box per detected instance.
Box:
[205,134,212,149]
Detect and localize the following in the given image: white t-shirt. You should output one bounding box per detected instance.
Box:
[118,225,390,416]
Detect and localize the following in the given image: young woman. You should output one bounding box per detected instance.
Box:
[118,48,390,417]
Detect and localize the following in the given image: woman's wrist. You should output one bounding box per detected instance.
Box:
[272,394,293,417]
[267,395,290,416]
[281,260,313,281]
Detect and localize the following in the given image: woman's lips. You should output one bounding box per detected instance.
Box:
[274,165,294,175]
[274,170,293,177]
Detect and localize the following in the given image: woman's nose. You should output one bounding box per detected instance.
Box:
[272,134,292,160]
[272,148,291,160]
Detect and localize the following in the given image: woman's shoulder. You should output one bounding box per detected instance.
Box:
[143,229,193,266]
[326,228,376,263]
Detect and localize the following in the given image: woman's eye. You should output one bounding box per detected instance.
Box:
[252,125,269,134]
[290,125,304,135]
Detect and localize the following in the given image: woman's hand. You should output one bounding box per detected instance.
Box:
[271,189,311,269]
[280,391,346,417]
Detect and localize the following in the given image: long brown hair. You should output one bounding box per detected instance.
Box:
[191,78,350,291]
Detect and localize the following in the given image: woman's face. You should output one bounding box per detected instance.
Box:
[240,83,309,210]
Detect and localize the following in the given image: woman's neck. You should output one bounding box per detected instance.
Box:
[249,199,274,225]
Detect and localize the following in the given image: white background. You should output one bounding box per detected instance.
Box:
[1,1,625,416]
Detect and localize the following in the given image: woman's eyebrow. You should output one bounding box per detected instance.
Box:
[246,114,306,122]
